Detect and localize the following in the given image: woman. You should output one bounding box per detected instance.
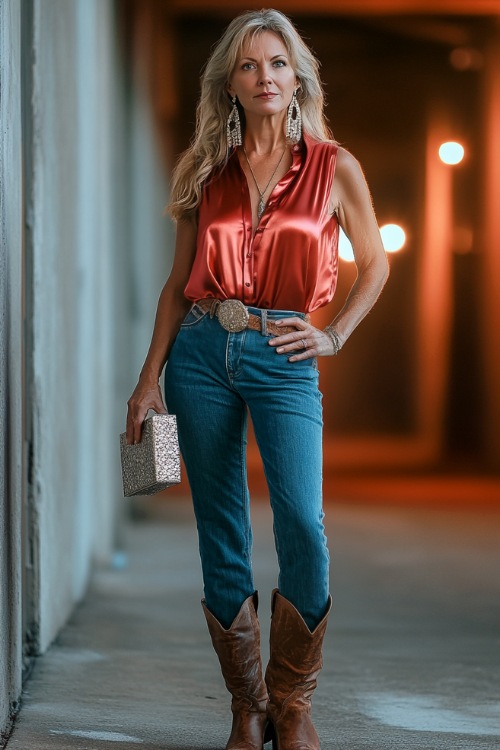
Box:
[127,8,388,750]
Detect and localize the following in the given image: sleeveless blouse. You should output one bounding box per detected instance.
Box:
[184,133,339,314]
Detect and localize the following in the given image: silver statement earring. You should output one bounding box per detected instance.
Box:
[227,96,242,148]
[286,89,302,143]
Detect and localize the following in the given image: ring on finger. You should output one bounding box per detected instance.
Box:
[301,338,307,349]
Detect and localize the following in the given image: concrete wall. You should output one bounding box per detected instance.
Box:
[26,0,171,646]
[0,0,23,740]
[1,0,172,737]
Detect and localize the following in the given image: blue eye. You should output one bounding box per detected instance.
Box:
[241,63,255,70]
[273,59,286,67]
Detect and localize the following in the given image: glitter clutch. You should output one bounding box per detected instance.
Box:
[120,414,181,496]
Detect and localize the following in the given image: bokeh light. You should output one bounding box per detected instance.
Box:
[439,141,465,165]
[338,228,355,262]
[339,225,407,260]
[453,226,474,255]
[380,223,406,253]
[449,47,484,71]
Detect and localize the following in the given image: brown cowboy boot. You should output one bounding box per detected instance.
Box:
[202,592,270,750]
[265,589,332,750]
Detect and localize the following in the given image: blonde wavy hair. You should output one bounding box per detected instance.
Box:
[168,8,333,221]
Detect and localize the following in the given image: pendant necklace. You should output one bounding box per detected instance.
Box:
[242,145,287,220]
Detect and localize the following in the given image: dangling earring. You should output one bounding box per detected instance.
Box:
[227,96,242,148]
[286,89,302,143]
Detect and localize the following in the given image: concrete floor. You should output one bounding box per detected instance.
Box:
[6,491,500,750]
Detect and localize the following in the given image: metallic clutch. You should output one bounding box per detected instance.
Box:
[120,414,181,496]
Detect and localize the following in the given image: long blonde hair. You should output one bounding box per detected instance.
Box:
[168,8,333,221]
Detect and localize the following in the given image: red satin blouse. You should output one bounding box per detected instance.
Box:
[184,133,339,313]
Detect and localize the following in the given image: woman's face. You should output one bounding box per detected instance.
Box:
[227,31,298,120]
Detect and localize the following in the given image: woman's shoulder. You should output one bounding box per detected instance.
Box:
[333,146,367,188]
[303,134,363,174]
[335,146,362,170]
[330,146,372,209]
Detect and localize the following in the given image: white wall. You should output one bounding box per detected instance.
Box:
[1,0,173,736]
[0,0,23,738]
[27,0,171,651]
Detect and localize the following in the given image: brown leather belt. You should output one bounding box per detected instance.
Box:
[195,298,302,336]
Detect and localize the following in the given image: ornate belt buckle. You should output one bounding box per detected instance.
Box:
[216,299,249,332]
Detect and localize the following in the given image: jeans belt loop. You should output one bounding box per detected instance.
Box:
[260,309,268,336]
[208,299,220,319]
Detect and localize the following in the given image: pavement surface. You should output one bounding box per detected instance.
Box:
[6,488,500,750]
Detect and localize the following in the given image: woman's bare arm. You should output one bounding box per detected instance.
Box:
[126,216,198,443]
[269,147,389,360]
[328,147,389,344]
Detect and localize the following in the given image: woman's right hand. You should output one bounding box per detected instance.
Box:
[126,378,167,445]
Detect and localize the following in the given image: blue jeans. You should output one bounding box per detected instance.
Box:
[164,303,330,630]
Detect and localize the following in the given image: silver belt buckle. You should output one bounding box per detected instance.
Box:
[216,299,249,332]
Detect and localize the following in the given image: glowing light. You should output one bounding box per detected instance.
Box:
[449,47,483,72]
[338,228,355,262]
[453,226,474,255]
[439,142,465,165]
[380,224,406,253]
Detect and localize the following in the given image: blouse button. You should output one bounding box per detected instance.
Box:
[245,282,251,287]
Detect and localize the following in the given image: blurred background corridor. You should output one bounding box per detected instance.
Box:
[1,0,500,746]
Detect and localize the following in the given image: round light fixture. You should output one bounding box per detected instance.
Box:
[380,224,406,253]
[338,228,355,262]
[439,141,465,165]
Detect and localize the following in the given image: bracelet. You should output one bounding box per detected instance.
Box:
[323,325,343,355]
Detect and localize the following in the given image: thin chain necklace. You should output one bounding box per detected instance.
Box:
[242,145,287,220]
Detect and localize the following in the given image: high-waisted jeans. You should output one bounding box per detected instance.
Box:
[164,303,330,630]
